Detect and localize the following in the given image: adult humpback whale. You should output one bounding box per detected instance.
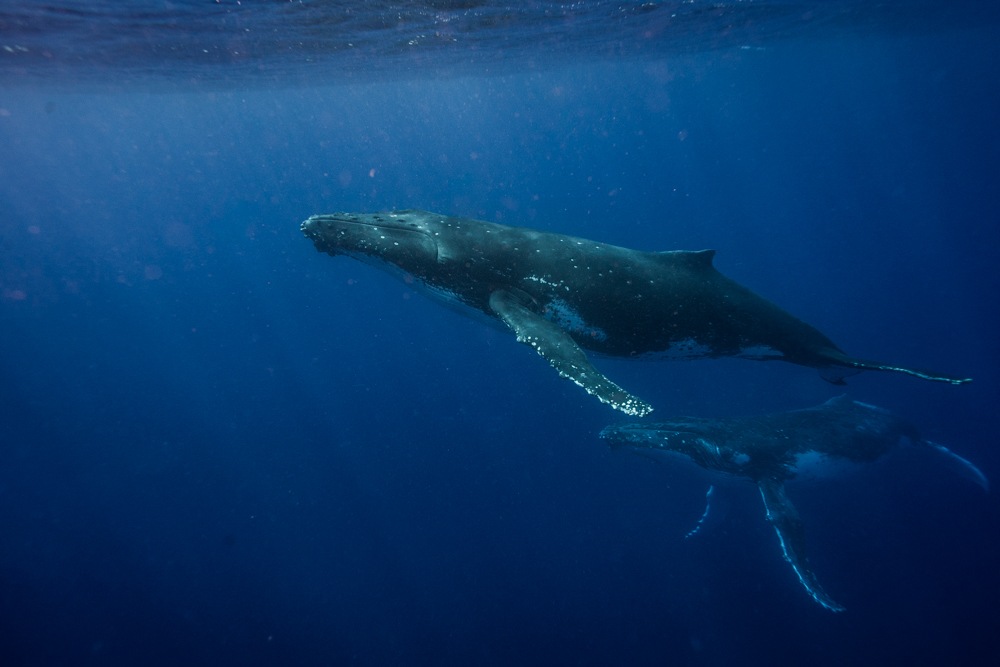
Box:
[600,396,989,612]
[301,210,969,415]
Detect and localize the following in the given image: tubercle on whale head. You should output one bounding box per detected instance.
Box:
[301,216,344,256]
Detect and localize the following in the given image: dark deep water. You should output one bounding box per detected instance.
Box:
[2,2,999,665]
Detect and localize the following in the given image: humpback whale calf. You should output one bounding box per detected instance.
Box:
[600,396,989,611]
[301,210,969,415]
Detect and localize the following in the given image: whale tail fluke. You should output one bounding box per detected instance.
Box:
[819,349,972,386]
[926,441,990,492]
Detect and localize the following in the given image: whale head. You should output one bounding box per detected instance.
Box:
[601,421,753,475]
[301,210,440,276]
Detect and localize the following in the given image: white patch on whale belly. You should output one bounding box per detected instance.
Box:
[791,451,861,479]
[738,344,784,359]
[633,341,783,362]
[639,338,714,360]
[541,298,608,342]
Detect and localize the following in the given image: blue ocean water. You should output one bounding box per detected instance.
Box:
[1,2,999,665]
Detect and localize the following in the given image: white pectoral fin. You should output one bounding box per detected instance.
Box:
[685,485,715,539]
[488,289,653,417]
[757,478,846,613]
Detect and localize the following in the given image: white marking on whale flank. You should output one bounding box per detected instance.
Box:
[541,298,608,342]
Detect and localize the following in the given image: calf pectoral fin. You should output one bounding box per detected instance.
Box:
[488,289,653,417]
[758,478,845,612]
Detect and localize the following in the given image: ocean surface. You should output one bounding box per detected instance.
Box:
[2,2,999,665]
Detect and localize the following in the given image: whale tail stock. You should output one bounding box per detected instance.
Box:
[818,348,972,386]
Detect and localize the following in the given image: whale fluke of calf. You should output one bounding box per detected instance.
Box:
[301,209,970,415]
[600,396,989,612]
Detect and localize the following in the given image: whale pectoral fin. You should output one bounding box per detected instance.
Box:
[757,478,845,612]
[488,289,653,417]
